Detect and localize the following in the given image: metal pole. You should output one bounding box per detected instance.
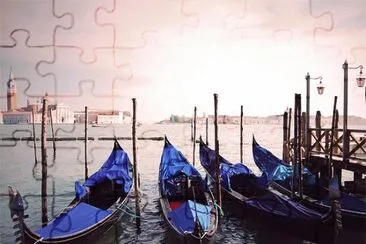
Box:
[41,98,48,226]
[305,73,310,165]
[132,98,141,228]
[193,106,197,166]
[84,106,88,181]
[214,93,221,222]
[342,60,349,165]
[240,105,243,163]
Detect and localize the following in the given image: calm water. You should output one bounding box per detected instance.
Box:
[0,123,359,244]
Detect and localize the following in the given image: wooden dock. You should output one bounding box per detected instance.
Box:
[283,110,366,184]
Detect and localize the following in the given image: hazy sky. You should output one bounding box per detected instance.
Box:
[0,0,365,122]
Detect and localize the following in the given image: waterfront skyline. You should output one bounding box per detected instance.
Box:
[0,0,365,122]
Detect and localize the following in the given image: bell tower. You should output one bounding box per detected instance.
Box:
[7,67,17,111]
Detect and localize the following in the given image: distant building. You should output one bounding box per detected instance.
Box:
[73,110,131,124]
[7,68,17,111]
[2,111,32,124]
[49,103,74,124]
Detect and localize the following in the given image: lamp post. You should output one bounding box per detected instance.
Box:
[305,73,324,163]
[342,61,365,168]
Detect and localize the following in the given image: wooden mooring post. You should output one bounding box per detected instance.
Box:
[292,94,303,198]
[41,98,48,227]
[31,109,37,165]
[49,108,56,157]
[84,106,88,181]
[240,105,243,163]
[283,111,289,161]
[193,106,197,166]
[132,98,141,229]
[315,111,322,152]
[214,93,222,222]
[205,116,209,145]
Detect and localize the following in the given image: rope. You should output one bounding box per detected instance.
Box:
[214,201,224,217]
[33,237,43,244]
[117,204,141,219]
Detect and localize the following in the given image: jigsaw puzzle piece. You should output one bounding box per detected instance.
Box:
[97,0,193,47]
[0,0,71,46]
[37,47,131,100]
[309,0,365,60]
[181,0,262,42]
[54,0,114,62]
[0,31,56,102]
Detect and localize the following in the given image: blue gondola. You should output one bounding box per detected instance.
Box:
[8,139,133,244]
[158,137,218,243]
[252,136,366,231]
[199,138,333,229]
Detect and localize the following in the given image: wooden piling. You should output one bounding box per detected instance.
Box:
[293,94,302,198]
[240,105,243,163]
[329,97,341,186]
[315,111,322,152]
[301,112,306,152]
[214,94,222,221]
[288,108,292,162]
[288,108,292,143]
[191,119,193,142]
[84,106,88,181]
[49,108,56,156]
[41,98,48,226]
[205,117,209,145]
[31,109,37,165]
[193,106,197,166]
[132,98,141,228]
[334,110,339,155]
[283,111,289,161]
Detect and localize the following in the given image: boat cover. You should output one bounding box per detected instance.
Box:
[168,200,211,233]
[252,137,314,184]
[160,139,207,197]
[246,191,322,220]
[35,202,112,239]
[75,140,132,199]
[199,139,268,190]
[252,137,366,213]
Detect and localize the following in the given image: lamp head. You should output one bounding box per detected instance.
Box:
[316,79,325,95]
[356,66,365,87]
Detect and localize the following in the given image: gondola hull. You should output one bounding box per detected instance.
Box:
[158,137,219,243]
[251,136,366,231]
[159,196,216,243]
[270,180,366,231]
[9,139,134,244]
[21,196,131,244]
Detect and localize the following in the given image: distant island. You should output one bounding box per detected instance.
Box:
[158,114,366,128]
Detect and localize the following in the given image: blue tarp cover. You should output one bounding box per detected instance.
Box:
[75,143,132,199]
[168,200,212,234]
[252,138,366,213]
[160,140,207,196]
[36,202,112,239]
[199,141,267,190]
[246,192,322,220]
[252,138,314,183]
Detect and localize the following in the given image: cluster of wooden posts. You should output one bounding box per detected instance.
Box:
[282,96,366,193]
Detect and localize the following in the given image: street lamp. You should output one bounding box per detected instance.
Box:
[305,73,324,162]
[342,60,364,166]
